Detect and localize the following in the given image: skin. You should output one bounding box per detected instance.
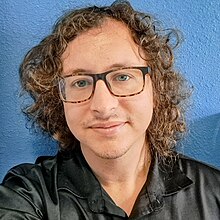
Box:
[61,19,154,215]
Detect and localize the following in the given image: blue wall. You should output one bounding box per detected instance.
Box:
[0,0,220,181]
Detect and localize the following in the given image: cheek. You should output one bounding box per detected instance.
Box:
[132,77,153,109]
[118,76,154,120]
[121,89,153,127]
[144,78,154,111]
[133,81,154,125]
[136,94,153,120]
[63,104,83,133]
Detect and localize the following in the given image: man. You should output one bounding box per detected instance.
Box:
[0,1,219,219]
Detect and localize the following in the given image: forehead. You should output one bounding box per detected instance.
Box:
[61,19,145,74]
[76,19,133,44]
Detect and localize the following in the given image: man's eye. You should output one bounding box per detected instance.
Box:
[73,80,91,88]
[115,74,131,81]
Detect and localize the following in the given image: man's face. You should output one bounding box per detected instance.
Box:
[61,19,154,160]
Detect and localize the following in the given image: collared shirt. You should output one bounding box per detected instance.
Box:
[0,147,220,219]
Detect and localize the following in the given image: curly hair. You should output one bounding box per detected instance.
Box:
[20,0,191,160]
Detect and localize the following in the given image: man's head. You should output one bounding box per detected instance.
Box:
[60,19,154,160]
[20,1,189,159]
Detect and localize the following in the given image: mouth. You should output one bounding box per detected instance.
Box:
[89,122,126,136]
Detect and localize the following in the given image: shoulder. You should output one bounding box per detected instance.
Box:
[2,155,58,183]
[178,154,220,191]
[1,155,58,196]
[178,154,220,175]
[0,155,59,218]
[1,155,59,202]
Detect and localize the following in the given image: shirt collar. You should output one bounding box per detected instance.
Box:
[57,147,125,215]
[130,155,193,217]
[57,147,100,198]
[57,148,193,216]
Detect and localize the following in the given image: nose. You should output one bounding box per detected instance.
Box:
[90,80,119,118]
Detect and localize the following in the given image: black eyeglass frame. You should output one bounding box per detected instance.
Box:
[58,66,151,104]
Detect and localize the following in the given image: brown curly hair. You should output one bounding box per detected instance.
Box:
[20,0,191,159]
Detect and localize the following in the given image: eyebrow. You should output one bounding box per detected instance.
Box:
[63,63,134,76]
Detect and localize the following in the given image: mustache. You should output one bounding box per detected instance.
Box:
[82,113,131,127]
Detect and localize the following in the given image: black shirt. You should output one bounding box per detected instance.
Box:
[0,147,220,219]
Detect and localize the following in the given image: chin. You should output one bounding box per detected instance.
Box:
[93,146,130,160]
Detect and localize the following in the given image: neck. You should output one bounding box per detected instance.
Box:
[81,141,151,216]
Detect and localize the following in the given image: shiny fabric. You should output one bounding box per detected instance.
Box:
[0,147,220,219]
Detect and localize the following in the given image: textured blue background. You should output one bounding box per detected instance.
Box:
[0,0,220,181]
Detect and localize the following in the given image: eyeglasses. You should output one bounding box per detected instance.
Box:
[58,66,151,104]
